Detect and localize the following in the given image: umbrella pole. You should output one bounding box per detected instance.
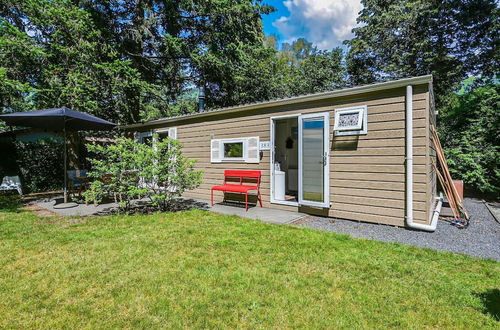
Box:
[63,127,68,203]
[54,124,77,209]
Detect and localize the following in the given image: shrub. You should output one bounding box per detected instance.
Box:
[13,138,64,193]
[86,135,202,211]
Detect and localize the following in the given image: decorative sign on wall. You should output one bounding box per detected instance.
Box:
[259,141,271,151]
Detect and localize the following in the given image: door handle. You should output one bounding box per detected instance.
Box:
[318,155,327,165]
[316,153,328,165]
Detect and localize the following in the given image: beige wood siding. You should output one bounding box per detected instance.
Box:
[140,85,431,227]
[426,89,438,223]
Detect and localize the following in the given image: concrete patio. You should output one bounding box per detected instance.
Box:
[35,196,307,225]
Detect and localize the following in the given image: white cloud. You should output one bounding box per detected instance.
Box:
[272,0,362,50]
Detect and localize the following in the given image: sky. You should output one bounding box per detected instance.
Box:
[262,0,363,50]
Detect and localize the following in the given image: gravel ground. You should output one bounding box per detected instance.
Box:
[301,198,500,261]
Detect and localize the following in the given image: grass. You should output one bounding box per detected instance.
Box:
[0,197,499,328]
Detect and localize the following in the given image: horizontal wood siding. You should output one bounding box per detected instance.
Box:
[328,86,429,225]
[426,90,438,223]
[143,85,431,226]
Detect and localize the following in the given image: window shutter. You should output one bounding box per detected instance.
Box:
[245,136,260,163]
[168,127,177,140]
[211,139,222,163]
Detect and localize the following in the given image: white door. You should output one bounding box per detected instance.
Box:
[298,112,330,208]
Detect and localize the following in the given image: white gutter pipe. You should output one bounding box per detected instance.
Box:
[405,85,442,231]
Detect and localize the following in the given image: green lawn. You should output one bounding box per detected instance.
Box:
[0,197,499,328]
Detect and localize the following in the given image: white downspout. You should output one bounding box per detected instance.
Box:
[405,85,442,231]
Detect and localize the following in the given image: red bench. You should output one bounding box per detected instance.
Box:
[211,170,263,211]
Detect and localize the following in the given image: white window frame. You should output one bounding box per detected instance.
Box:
[155,128,169,141]
[154,127,177,141]
[137,128,177,191]
[153,127,178,192]
[333,105,368,136]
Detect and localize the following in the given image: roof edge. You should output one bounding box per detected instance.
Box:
[123,75,432,130]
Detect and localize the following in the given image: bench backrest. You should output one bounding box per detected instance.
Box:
[223,170,261,186]
[1,176,21,186]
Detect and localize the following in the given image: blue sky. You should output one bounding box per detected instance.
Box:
[261,0,362,50]
[262,1,288,37]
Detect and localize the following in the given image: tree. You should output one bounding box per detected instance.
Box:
[439,83,499,196]
[1,1,349,123]
[0,18,43,129]
[82,0,276,114]
[0,0,276,123]
[0,0,160,123]
[226,37,348,105]
[292,47,345,95]
[345,0,499,105]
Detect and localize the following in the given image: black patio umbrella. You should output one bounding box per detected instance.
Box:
[0,107,116,206]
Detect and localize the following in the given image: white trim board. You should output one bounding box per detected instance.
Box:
[270,114,300,207]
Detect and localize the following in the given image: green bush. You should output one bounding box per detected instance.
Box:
[13,138,64,193]
[86,135,202,211]
[439,84,499,197]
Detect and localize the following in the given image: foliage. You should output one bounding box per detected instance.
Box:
[439,83,499,196]
[222,37,347,106]
[0,18,42,116]
[224,143,243,158]
[82,180,106,206]
[137,136,203,210]
[0,0,276,123]
[13,138,64,193]
[346,0,499,106]
[86,135,202,211]
[0,205,499,327]
[0,137,18,180]
[291,47,345,95]
[85,138,146,208]
[0,0,164,123]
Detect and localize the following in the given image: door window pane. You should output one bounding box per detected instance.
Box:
[302,118,324,203]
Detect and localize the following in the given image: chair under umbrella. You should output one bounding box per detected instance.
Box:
[0,107,116,207]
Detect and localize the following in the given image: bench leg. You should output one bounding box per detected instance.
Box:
[245,192,248,211]
[257,190,263,207]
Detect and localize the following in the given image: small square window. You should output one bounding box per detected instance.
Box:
[138,131,153,145]
[157,131,169,141]
[334,106,367,136]
[154,127,177,142]
[224,142,244,158]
